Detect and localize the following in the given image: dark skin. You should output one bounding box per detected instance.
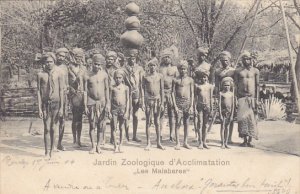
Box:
[84,61,110,154]
[68,53,87,148]
[194,74,213,149]
[159,56,178,142]
[234,56,259,147]
[141,63,165,151]
[37,56,64,158]
[172,65,194,150]
[110,74,129,153]
[56,51,69,151]
[219,82,234,149]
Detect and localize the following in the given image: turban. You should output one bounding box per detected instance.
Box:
[92,54,105,65]
[106,51,118,59]
[72,48,85,57]
[241,50,251,59]
[219,51,231,59]
[196,47,208,56]
[56,47,69,54]
[118,52,125,59]
[42,52,56,63]
[221,77,234,86]
[126,49,139,57]
[195,68,209,77]
[146,58,159,66]
[178,60,188,68]
[160,49,173,59]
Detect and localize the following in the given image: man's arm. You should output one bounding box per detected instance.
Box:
[255,69,260,100]
[219,93,223,121]
[58,73,65,115]
[140,75,145,111]
[83,75,88,113]
[194,86,198,114]
[210,84,214,112]
[125,86,130,117]
[37,74,43,118]
[104,75,110,111]
[171,78,178,112]
[189,78,194,112]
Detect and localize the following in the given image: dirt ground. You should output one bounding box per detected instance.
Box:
[1,114,299,194]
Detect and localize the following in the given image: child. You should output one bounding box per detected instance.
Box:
[141,59,165,151]
[172,60,194,150]
[219,77,235,149]
[37,52,64,158]
[84,54,110,154]
[194,70,214,149]
[110,69,129,153]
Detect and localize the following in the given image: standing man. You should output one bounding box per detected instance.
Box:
[84,54,110,154]
[159,48,178,142]
[105,51,119,144]
[123,49,144,142]
[234,51,259,147]
[68,48,87,148]
[37,52,65,158]
[215,51,236,143]
[55,47,69,151]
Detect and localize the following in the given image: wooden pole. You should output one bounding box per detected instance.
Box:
[279,0,300,114]
[234,0,262,68]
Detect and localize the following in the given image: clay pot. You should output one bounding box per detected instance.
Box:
[120,30,144,49]
[125,16,140,30]
[125,2,140,16]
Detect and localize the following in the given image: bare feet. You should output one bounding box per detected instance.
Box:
[89,148,95,154]
[183,143,192,149]
[228,140,234,144]
[57,145,66,151]
[132,137,142,143]
[225,145,230,149]
[169,137,175,142]
[247,142,254,148]
[174,144,181,150]
[144,144,151,151]
[78,142,88,148]
[240,142,247,147]
[198,143,204,149]
[114,146,118,153]
[157,144,165,150]
[221,144,226,149]
[118,145,123,153]
[96,146,102,154]
[203,143,209,149]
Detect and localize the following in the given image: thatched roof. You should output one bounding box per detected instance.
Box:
[256,50,297,66]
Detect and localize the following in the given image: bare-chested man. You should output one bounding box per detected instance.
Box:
[105,51,119,144]
[110,69,129,153]
[215,51,235,143]
[84,54,110,154]
[194,70,214,149]
[55,47,69,151]
[234,51,259,147]
[172,60,194,150]
[123,49,144,142]
[141,59,165,151]
[68,48,87,148]
[159,49,178,142]
[219,77,235,149]
[37,52,64,158]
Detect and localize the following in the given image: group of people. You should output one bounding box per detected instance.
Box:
[37,46,260,158]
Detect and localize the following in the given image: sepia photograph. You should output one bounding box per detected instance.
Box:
[0,0,299,193]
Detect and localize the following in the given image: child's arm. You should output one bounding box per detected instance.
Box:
[160,75,164,110]
[58,73,65,117]
[218,92,223,121]
[37,74,43,119]
[230,93,234,121]
[171,78,178,113]
[83,75,88,115]
[194,85,198,115]
[189,79,194,114]
[125,86,130,119]
[210,84,214,113]
[104,75,110,115]
[140,75,145,111]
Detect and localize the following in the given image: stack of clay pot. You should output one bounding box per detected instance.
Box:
[120,2,144,54]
